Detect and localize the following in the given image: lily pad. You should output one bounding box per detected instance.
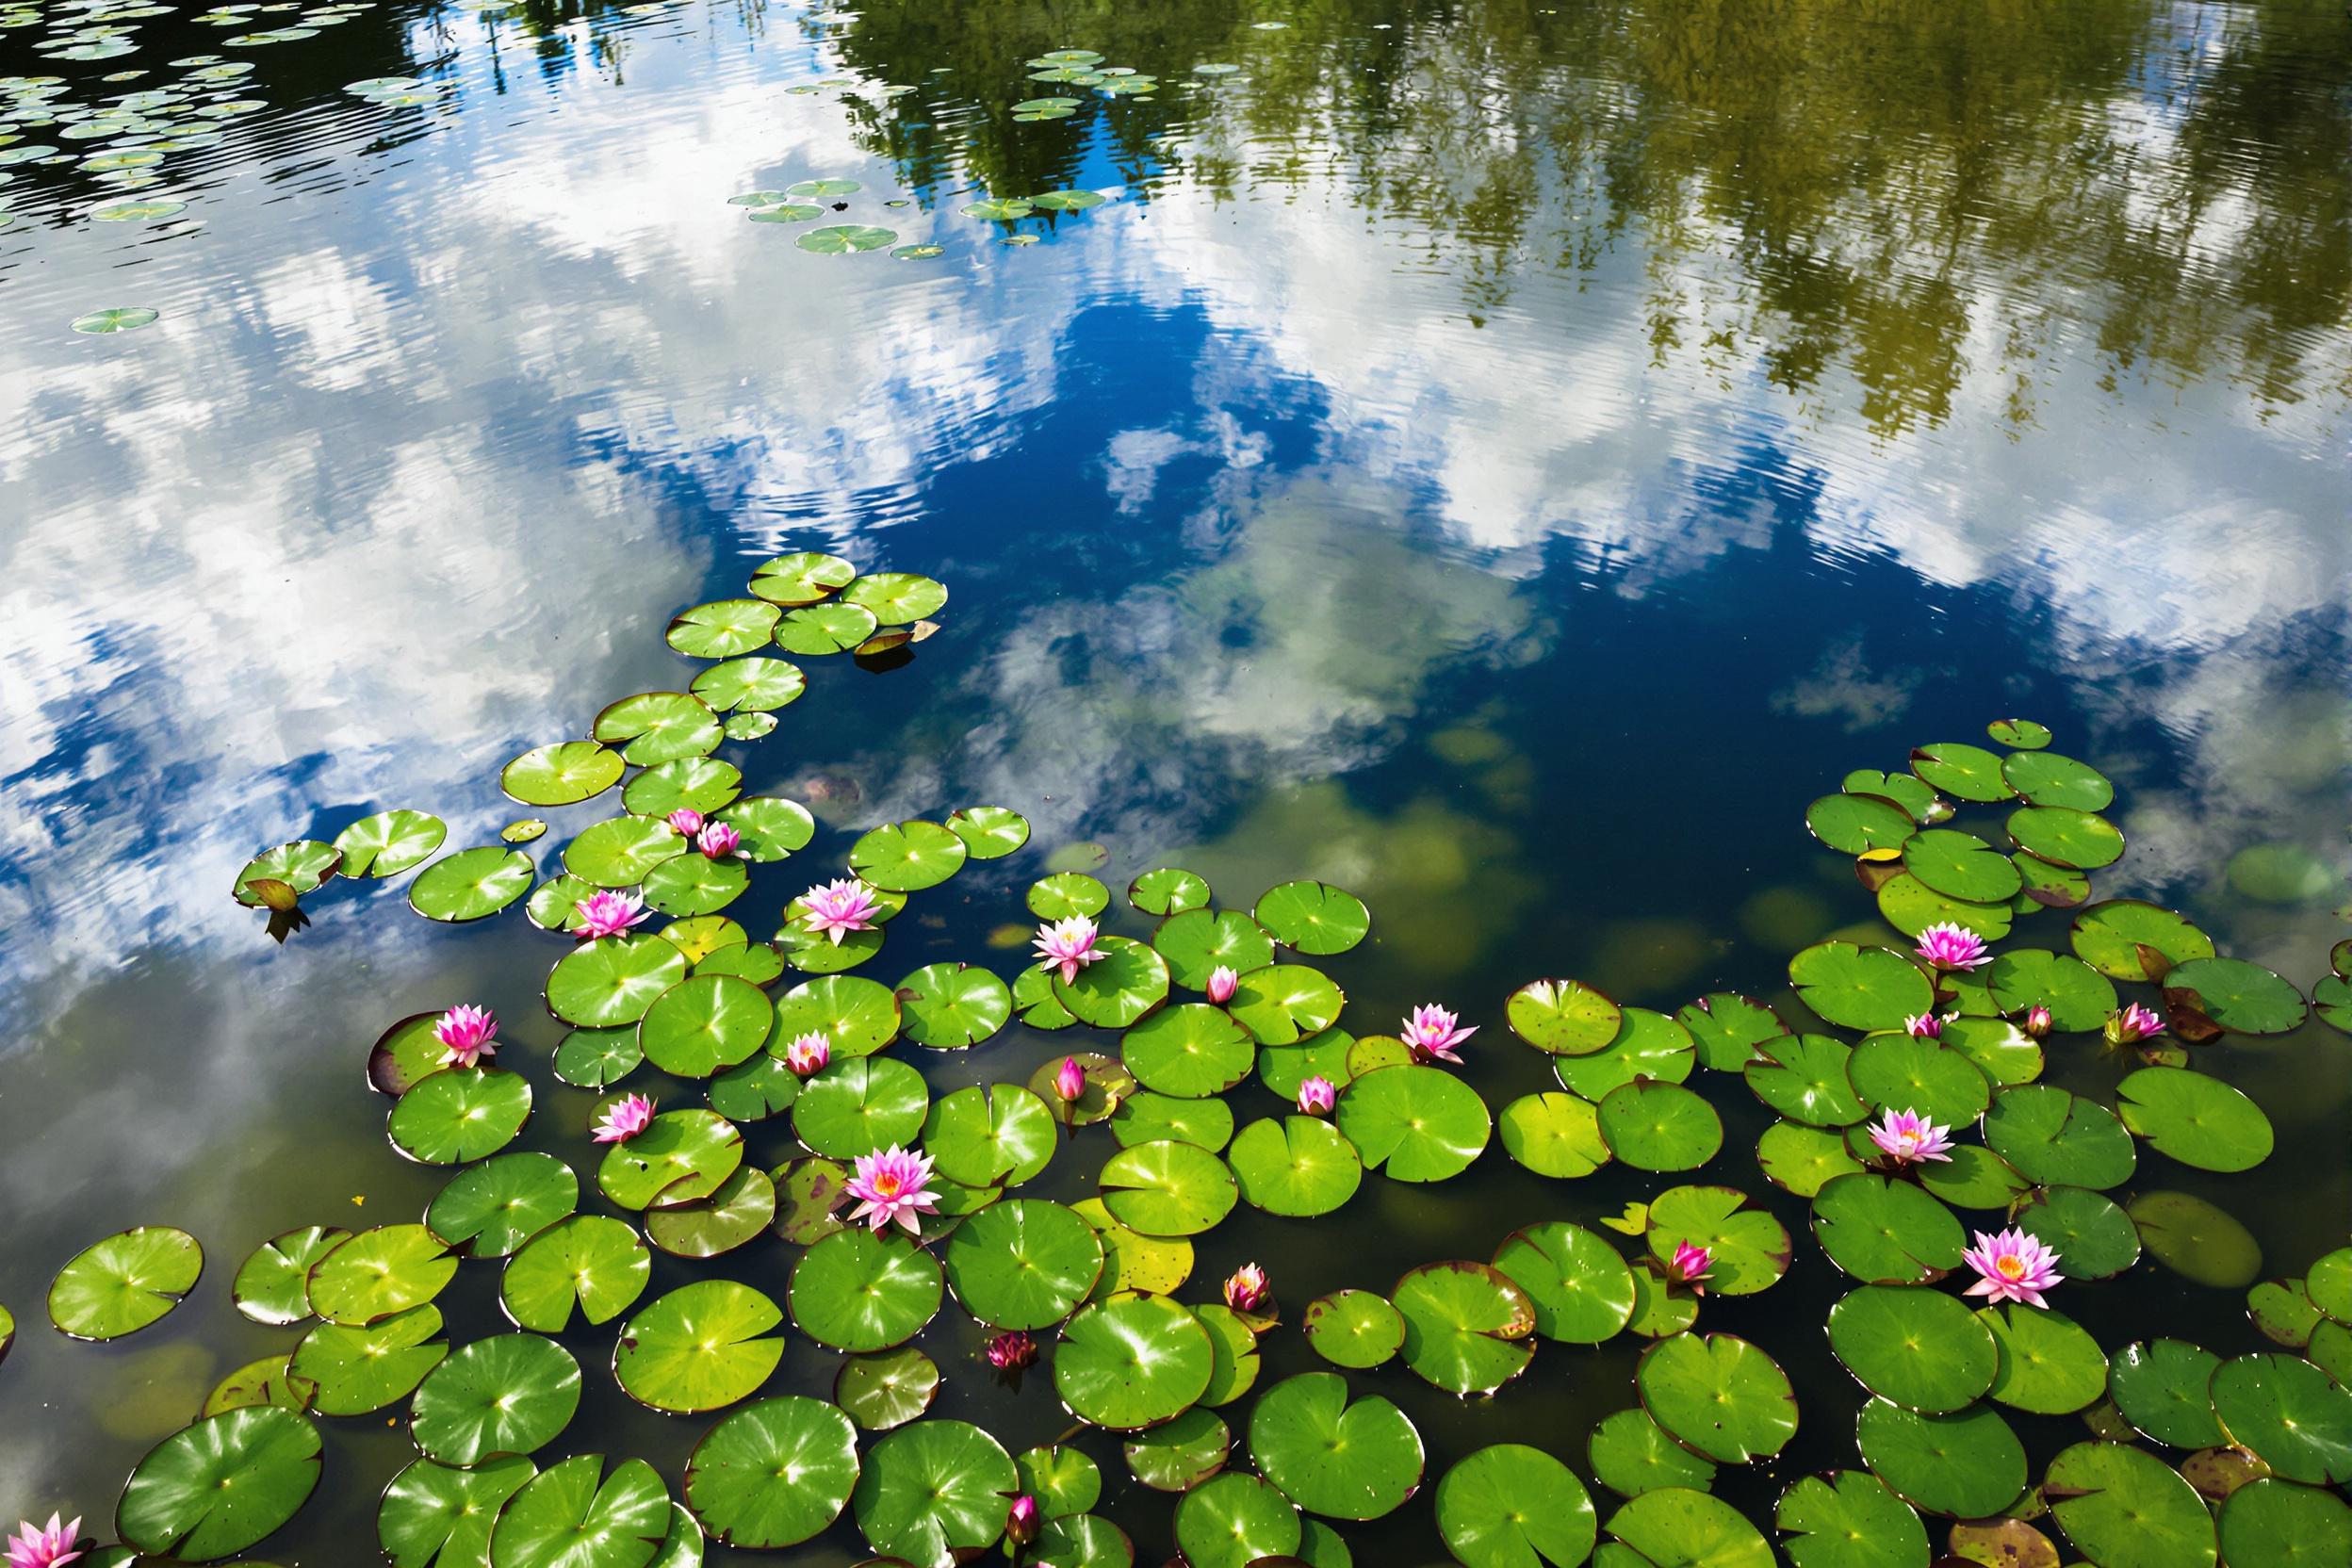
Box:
[501,742,625,807]
[1507,977,1623,1055]
[1756,1120,1863,1197]
[1099,1139,1236,1235]
[409,847,534,921]
[2109,1339,2226,1448]
[1303,1289,1407,1369]
[2007,806,2124,871]
[691,656,804,713]
[1984,949,2115,1031]
[116,1406,321,1561]
[501,1216,651,1331]
[1129,866,1210,915]
[791,1055,929,1158]
[1984,1086,2135,1189]
[1637,1332,1798,1463]
[1555,1008,1696,1099]
[388,1067,532,1164]
[1774,1472,1927,1568]
[1642,1185,1792,1297]
[769,973,902,1059]
[1123,1004,1254,1097]
[1596,1079,1722,1170]
[335,809,447,877]
[791,1227,943,1351]
[896,963,1011,1048]
[1054,1295,1215,1428]
[1810,1173,1965,1284]
[594,691,722,765]
[292,1306,448,1414]
[2163,956,2307,1036]
[1605,1489,1772,1568]
[1903,829,2024,903]
[2218,1478,2352,1568]
[2044,1441,2216,1567]
[1111,1090,1234,1152]
[616,1280,784,1413]
[1394,1260,1536,1396]
[922,1083,1057,1187]
[1845,1036,1990,1125]
[411,1333,580,1465]
[666,598,778,658]
[1589,1407,1717,1497]
[850,820,968,892]
[1979,1303,2108,1414]
[548,935,689,1029]
[2211,1353,2352,1484]
[1252,881,1370,955]
[639,974,773,1077]
[1497,1091,1613,1178]
[947,805,1030,859]
[233,1228,349,1326]
[1790,942,1935,1032]
[1226,962,1344,1044]
[565,816,686,889]
[50,1226,202,1340]
[2015,1184,2139,1279]
[1678,993,1789,1071]
[307,1225,455,1325]
[1434,1444,1596,1568]
[749,550,856,605]
[233,840,342,906]
[2115,1067,2274,1172]
[488,1455,669,1568]
[379,1455,535,1568]
[841,572,947,623]
[942,1199,1102,1329]
[2131,1189,2262,1287]
[1337,1066,1491,1182]
[2069,901,2214,982]
[712,796,816,860]
[1057,936,1175,1029]
[622,759,743,819]
[1854,1397,2027,1517]
[1829,1284,1997,1413]
[683,1396,858,1548]
[776,600,881,652]
[645,1167,776,1257]
[1911,743,2014,802]
[427,1152,578,1258]
[1807,792,1918,855]
[1126,1407,1232,1491]
[1154,908,1277,987]
[1228,1115,1362,1216]
[1744,1035,1867,1126]
[597,1109,743,1209]
[1249,1371,1423,1520]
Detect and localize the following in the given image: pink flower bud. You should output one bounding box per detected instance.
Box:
[666,808,705,838]
[1297,1076,1336,1115]
[1223,1263,1269,1312]
[1207,965,1238,1004]
[695,822,741,858]
[1054,1055,1086,1102]
[1005,1494,1039,1547]
[785,1032,830,1078]
[2022,1004,2052,1039]
[986,1330,1037,1370]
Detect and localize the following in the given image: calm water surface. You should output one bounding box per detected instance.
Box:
[2,0,2349,1560]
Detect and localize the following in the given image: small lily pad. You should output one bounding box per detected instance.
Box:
[1248,1371,1423,1520]
[408,846,534,921]
[1303,1289,1407,1369]
[50,1226,203,1340]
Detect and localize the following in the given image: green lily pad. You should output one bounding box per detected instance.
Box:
[1642,1185,1792,1297]
[712,797,815,861]
[379,1455,535,1568]
[1597,1079,1722,1170]
[233,1228,349,1326]
[50,1226,202,1340]
[1034,1513,1132,1568]
[1775,1472,1927,1568]
[1911,743,2014,802]
[641,852,747,917]
[565,815,687,889]
[1228,1115,1363,1217]
[488,1455,669,1568]
[1679,992,1789,1071]
[748,550,856,604]
[2164,956,2307,1036]
[2132,1189,2262,1287]
[616,1280,783,1413]
[792,1055,929,1158]
[1029,872,1110,920]
[1984,1086,2135,1189]
[2218,1478,2352,1568]
[1934,1015,2042,1086]
[1744,1035,1867,1126]
[73,304,161,333]
[1337,1066,1491,1182]
[1121,1004,1252,1098]
[1855,1397,2026,1517]
[1394,1260,1537,1396]
[292,1305,447,1414]
[773,600,879,654]
[2044,1441,2216,1567]
[1605,1488,1772,1568]
[115,1407,321,1561]
[895,963,1010,1048]
[1173,1473,1301,1568]
[1756,1119,1863,1197]
[501,742,625,807]
[706,1054,800,1121]
[920,1083,1055,1189]
[1057,936,1174,1029]
[1054,1295,1215,1428]
[597,1109,743,1210]
[1497,1091,1613,1178]
[2015,1184,2139,1279]
[850,820,967,891]
[2311,1249,2352,1323]
[938,806,1026,860]
[645,1167,776,1257]
[690,655,804,713]
[2069,901,2214,981]
[639,974,773,1077]
[1810,1173,1965,1284]
[1249,1371,1423,1520]
[1252,881,1370,955]
[1875,873,2015,943]
[501,1216,650,1332]
[2001,750,2111,808]
[2007,807,2124,871]
[595,691,723,765]
[1154,908,1277,988]
[2211,1353,2352,1484]
[1020,1445,1102,1515]
[769,973,901,1059]
[1637,1332,1798,1462]
[307,1225,455,1325]
[2115,1067,2274,1172]
[1903,828,2024,903]
[1507,977,1623,1055]
[1099,1139,1236,1235]
[1303,1290,1406,1369]
[683,1396,858,1548]
[665,598,778,658]
[1125,1407,1231,1491]
[1979,1303,2108,1414]
[388,1067,532,1164]
[841,572,946,623]
[1845,1036,1990,1125]
[1984,949,2115,1031]
[1987,718,2053,748]
[409,847,534,921]
[791,1227,943,1350]
[1586,1408,1712,1500]
[427,1152,578,1258]
[1434,1443,1596,1568]
[1554,1008,1696,1098]
[548,936,690,1029]
[1112,1090,1234,1152]
[335,809,447,876]
[1129,866,1210,915]
[1807,792,1919,855]
[1790,941,1935,1032]
[411,1333,580,1465]
[942,1200,1102,1329]
[1828,1284,1997,1413]
[2108,1339,2226,1447]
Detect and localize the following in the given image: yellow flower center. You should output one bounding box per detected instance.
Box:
[874,1174,901,1198]
[1997,1255,2026,1280]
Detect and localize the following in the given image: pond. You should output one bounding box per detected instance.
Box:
[2,0,2349,1563]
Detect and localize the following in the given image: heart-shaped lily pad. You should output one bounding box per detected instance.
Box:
[50,1226,202,1340]
[1054,1295,1215,1429]
[488,1454,670,1568]
[1855,1397,2026,1517]
[791,1226,943,1350]
[1249,1371,1423,1520]
[2069,900,2214,981]
[639,974,773,1077]
[411,1333,580,1465]
[616,1280,784,1413]
[1129,866,1211,915]
[684,1396,858,1548]
[1394,1261,1537,1396]
[1827,1285,1998,1413]
[838,1346,939,1430]
[645,1167,776,1257]
[1497,1091,1613,1178]
[409,846,535,921]
[1172,1473,1301,1568]
[1979,1303,2108,1414]
[750,550,856,605]
[1123,1004,1255,1097]
[943,1200,1102,1330]
[1126,1407,1232,1491]
[1605,1488,1772,1568]
[1744,1035,1867,1127]
[292,1306,448,1415]
[1507,978,1622,1055]
[1303,1289,1407,1369]
[1057,936,1175,1030]
[1252,881,1370,955]
[1554,1008,1696,1099]
[2044,1442,2215,1566]
[549,935,691,1029]
[792,1056,929,1158]
[427,1152,578,1258]
[1984,1086,2135,1189]
[594,691,722,764]
[1637,1332,1798,1463]
[2162,956,2308,1036]
[234,1228,349,1327]
[1493,1221,1639,1344]
[1789,942,1934,1032]
[1775,1472,1927,1568]
[2108,1338,2227,1448]
[2210,1353,2352,1484]
[597,1109,744,1209]
[851,1420,1018,1568]
[379,1456,535,1568]
[1588,1407,1718,1497]
[501,1216,651,1332]
[389,1067,532,1164]
[1643,1185,1792,1297]
[896,963,1011,1048]
[501,742,625,807]
[1225,962,1344,1044]
[335,808,447,877]
[1154,909,1276,988]
[116,1406,321,1561]
[307,1225,456,1325]
[1810,1174,1964,1284]
[1597,1079,1723,1170]
[1098,1139,1237,1235]
[1434,1443,1596,1568]
[1227,1116,1363,1217]
[1337,1066,1491,1182]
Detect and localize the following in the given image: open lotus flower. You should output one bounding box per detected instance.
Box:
[1903,1012,1944,1039]
[1207,965,1239,1004]
[591,1093,656,1144]
[1869,1107,1954,1166]
[1033,916,1105,985]
[986,1330,1037,1370]
[574,889,651,941]
[1297,1076,1336,1115]
[1916,922,1991,972]
[1223,1263,1270,1312]
[2105,1002,2164,1046]
[1666,1242,1712,1289]
[1401,1004,1477,1064]
[1054,1055,1086,1102]
[846,1145,939,1235]
[2021,1004,2053,1039]
[8,1515,83,1568]
[432,1004,498,1069]
[1964,1227,2064,1308]
[785,1032,831,1078]
[665,808,705,838]
[801,878,882,945]
[695,822,741,858]
[1004,1494,1040,1548]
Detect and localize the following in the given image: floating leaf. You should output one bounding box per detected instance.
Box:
[1775,1472,1926,1568]
[1337,1065,1490,1182]
[850,820,968,891]
[1055,1295,1215,1428]
[1554,1008,1695,1098]
[2068,900,2213,981]
[1249,1371,1423,1520]
[411,1333,580,1465]
[388,1066,532,1165]
[1789,941,1934,1032]
[922,1083,1056,1187]
[1252,880,1369,955]
[2044,1442,2216,1566]
[2163,956,2307,1036]
[1596,1079,1722,1170]
[1637,1332,1798,1463]
[1642,1186,1791,1297]
[232,841,340,906]
[1984,1086,2135,1189]
[1227,1115,1362,1217]
[1303,1289,1406,1369]
[427,1152,577,1258]
[1811,1173,1964,1284]
[842,572,948,624]
[2210,1353,2352,1484]
[791,1055,929,1158]
[233,1227,349,1327]
[1058,936,1175,1029]
[502,1217,650,1331]
[1507,978,1622,1055]
[681,1396,858,1549]
[597,1109,744,1210]
[645,1167,776,1257]
[1979,1303,2108,1415]
[692,656,804,713]
[1098,1139,1236,1235]
[1433,1444,1595,1568]
[1154,909,1276,988]
[1124,1004,1255,1097]
[594,691,722,765]
[2131,1189,2262,1287]
[379,1456,535,1568]
[2115,1067,2274,1172]
[1130,866,1210,915]
[1589,1408,1715,1498]
[489,1455,669,1568]
[942,1200,1101,1330]
[852,1420,1017,1567]
[1678,992,1789,1071]
[1827,1284,1997,1413]
[1173,1473,1300,1568]
[1806,792,1918,855]
[1497,1091,1612,1178]
[2218,1478,2352,1567]
[1855,1397,2026,1517]
[50,1226,202,1340]
[116,1407,321,1560]
[334,809,447,877]
[292,1305,448,1414]
[1845,1036,1991,1125]
[1744,1035,1867,1127]
[1394,1261,1536,1396]
[616,1280,783,1413]
[947,806,1030,859]
[791,1226,942,1351]
[665,598,778,658]
[1606,1488,1772,1568]
[749,550,856,606]
[1911,743,2014,802]
[2007,806,2124,870]
[408,846,534,921]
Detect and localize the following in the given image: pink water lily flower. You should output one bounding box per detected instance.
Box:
[2021,1004,2053,1039]
[1297,1076,1336,1116]
[575,889,651,941]
[1224,1263,1270,1312]
[2106,1002,2164,1046]
[665,808,705,838]
[784,1032,830,1078]
[801,878,882,945]
[1903,1012,1944,1039]
[432,1004,498,1069]
[1964,1227,2064,1308]
[1869,1107,1954,1166]
[591,1093,656,1144]
[846,1145,939,1235]
[1207,965,1239,1004]
[1916,922,1991,972]
[986,1330,1037,1370]
[7,1515,83,1568]
[1054,1055,1086,1102]
[1401,1004,1477,1064]
[1005,1494,1040,1548]
[695,822,741,858]
[1667,1242,1712,1289]
[1034,916,1105,985]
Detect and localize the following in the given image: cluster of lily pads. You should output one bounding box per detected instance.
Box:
[15,547,2352,1568]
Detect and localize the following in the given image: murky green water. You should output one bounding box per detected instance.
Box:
[2,0,2349,1562]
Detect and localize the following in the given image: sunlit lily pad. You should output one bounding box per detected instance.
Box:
[683,1396,858,1548]
[1827,1284,1997,1413]
[73,304,159,333]
[1811,1173,1964,1283]
[334,809,446,876]
[943,1199,1102,1329]
[1485,1222,1636,1344]
[2163,956,2307,1036]
[50,1225,202,1340]
[389,1066,531,1164]
[1130,866,1210,915]
[293,1303,448,1414]
[1855,1397,2026,1517]
[233,839,341,906]
[1434,1443,1595,1568]
[1394,1260,1536,1396]
[1597,1079,1722,1170]
[427,1152,577,1258]
[488,1455,669,1568]
[1903,828,2023,904]
[666,598,779,658]
[1845,1036,1990,1125]
[1637,1332,1797,1463]
[564,814,685,889]
[791,1055,929,1158]
[841,572,947,624]
[1055,1295,1215,1428]
[1249,1371,1423,1520]
[380,1455,535,1568]
[1679,992,1789,1071]
[1984,1085,2135,1189]
[1775,1472,1927,1568]
[233,1227,348,1327]
[640,851,745,917]
[1978,1303,2107,1414]
[1605,1488,1772,1568]
[1789,941,1934,1032]
[1173,1472,1300,1568]
[501,1216,650,1332]
[850,819,967,891]
[1032,1051,1133,1123]
[2210,1353,2352,1483]
[1744,1035,1867,1127]
[1338,1065,1490,1182]
[622,758,743,819]
[921,1082,1055,1188]
[639,974,773,1077]
[1756,1119,1864,1197]
[2044,1441,2216,1567]
[1154,908,1276,988]
[1122,1003,1253,1096]
[749,550,856,605]
[1112,1089,1234,1151]
[115,1406,320,1561]
[791,1226,943,1350]
[1098,1138,1236,1234]
[2115,1067,2273,1172]
[1911,743,2014,802]
[2108,1339,2226,1448]
[1252,880,1369,955]
[1876,872,2015,943]
[408,846,534,922]
[645,1166,776,1257]
[307,1224,456,1326]
[1984,948,2115,1031]
[1303,1289,1406,1369]
[594,691,722,765]
[1125,1406,1231,1491]
[1554,1008,1695,1098]
[1228,1115,1362,1216]
[598,1108,743,1209]
[2068,900,2213,981]
[1497,1091,1612,1178]
[1807,792,1918,855]
[1507,977,1622,1055]
[550,935,690,1028]
[410,1333,580,1465]
[692,656,804,713]
[1029,872,1110,919]
[615,1280,783,1413]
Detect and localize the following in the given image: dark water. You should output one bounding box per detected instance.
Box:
[2,0,2349,1560]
